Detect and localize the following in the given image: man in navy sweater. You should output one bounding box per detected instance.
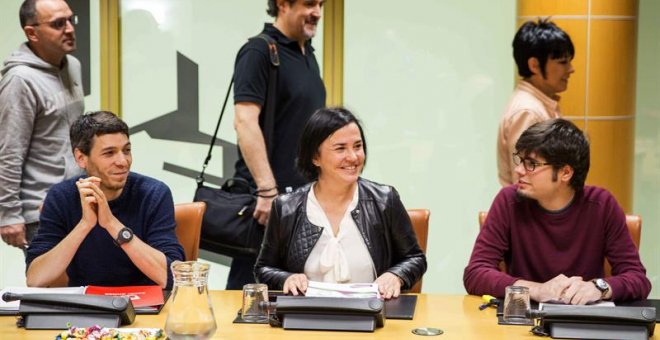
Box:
[26,111,184,289]
[464,118,650,304]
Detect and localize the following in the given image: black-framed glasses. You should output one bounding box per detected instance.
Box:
[31,14,78,31]
[512,153,551,172]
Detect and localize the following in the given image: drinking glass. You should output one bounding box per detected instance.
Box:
[503,285,531,324]
[241,283,269,322]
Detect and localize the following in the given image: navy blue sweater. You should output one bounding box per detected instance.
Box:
[27,172,185,289]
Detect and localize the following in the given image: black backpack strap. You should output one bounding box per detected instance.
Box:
[254,33,279,160]
[197,33,279,188]
[255,34,280,67]
[197,75,234,188]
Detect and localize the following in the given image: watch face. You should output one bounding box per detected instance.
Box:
[116,227,134,245]
[595,279,609,291]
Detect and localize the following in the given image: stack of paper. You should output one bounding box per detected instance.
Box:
[304,281,381,299]
[540,300,616,310]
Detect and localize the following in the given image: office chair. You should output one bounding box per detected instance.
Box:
[174,202,206,261]
[408,209,430,293]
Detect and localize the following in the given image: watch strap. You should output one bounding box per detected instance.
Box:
[592,278,609,299]
[114,227,134,246]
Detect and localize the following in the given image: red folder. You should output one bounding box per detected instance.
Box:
[85,285,164,308]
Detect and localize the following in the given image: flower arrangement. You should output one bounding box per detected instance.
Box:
[55,325,165,340]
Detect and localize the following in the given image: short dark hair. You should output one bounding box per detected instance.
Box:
[513,18,574,78]
[19,0,39,27]
[266,0,296,17]
[70,111,129,155]
[515,118,590,190]
[296,107,367,181]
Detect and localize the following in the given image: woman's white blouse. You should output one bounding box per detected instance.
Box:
[303,184,377,283]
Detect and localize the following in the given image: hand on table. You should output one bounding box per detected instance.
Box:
[283,273,308,296]
[375,272,403,300]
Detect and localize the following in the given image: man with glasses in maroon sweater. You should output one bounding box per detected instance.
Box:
[465,119,651,304]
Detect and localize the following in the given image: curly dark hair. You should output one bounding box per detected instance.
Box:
[266,0,296,17]
[515,118,590,190]
[70,111,129,155]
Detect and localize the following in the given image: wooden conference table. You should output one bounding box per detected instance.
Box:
[1,292,657,339]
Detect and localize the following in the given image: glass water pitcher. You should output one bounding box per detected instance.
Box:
[165,261,217,339]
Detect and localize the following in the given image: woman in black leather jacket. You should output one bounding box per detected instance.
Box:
[254,107,426,299]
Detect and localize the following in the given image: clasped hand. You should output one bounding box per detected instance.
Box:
[532,274,602,305]
[76,177,119,231]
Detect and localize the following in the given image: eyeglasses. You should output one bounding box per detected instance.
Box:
[512,153,551,172]
[30,15,78,31]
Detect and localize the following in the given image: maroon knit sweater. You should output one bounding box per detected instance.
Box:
[464,185,651,302]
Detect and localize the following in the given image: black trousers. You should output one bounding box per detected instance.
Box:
[22,222,39,257]
[226,255,257,290]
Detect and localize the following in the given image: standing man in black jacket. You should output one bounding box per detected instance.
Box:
[229,0,326,289]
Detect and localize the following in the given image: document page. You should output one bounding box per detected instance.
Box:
[540,300,616,310]
[304,281,381,298]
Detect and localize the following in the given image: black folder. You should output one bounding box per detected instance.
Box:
[385,295,417,319]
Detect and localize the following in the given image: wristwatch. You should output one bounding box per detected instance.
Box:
[592,278,610,299]
[114,227,134,246]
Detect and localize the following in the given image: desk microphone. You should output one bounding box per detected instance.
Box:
[527,309,545,319]
[2,292,21,302]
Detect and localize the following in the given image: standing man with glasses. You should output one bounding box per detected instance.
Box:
[497,19,575,186]
[464,119,651,304]
[0,0,83,252]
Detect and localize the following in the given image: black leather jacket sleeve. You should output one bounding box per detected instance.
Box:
[381,187,427,290]
[253,195,297,289]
